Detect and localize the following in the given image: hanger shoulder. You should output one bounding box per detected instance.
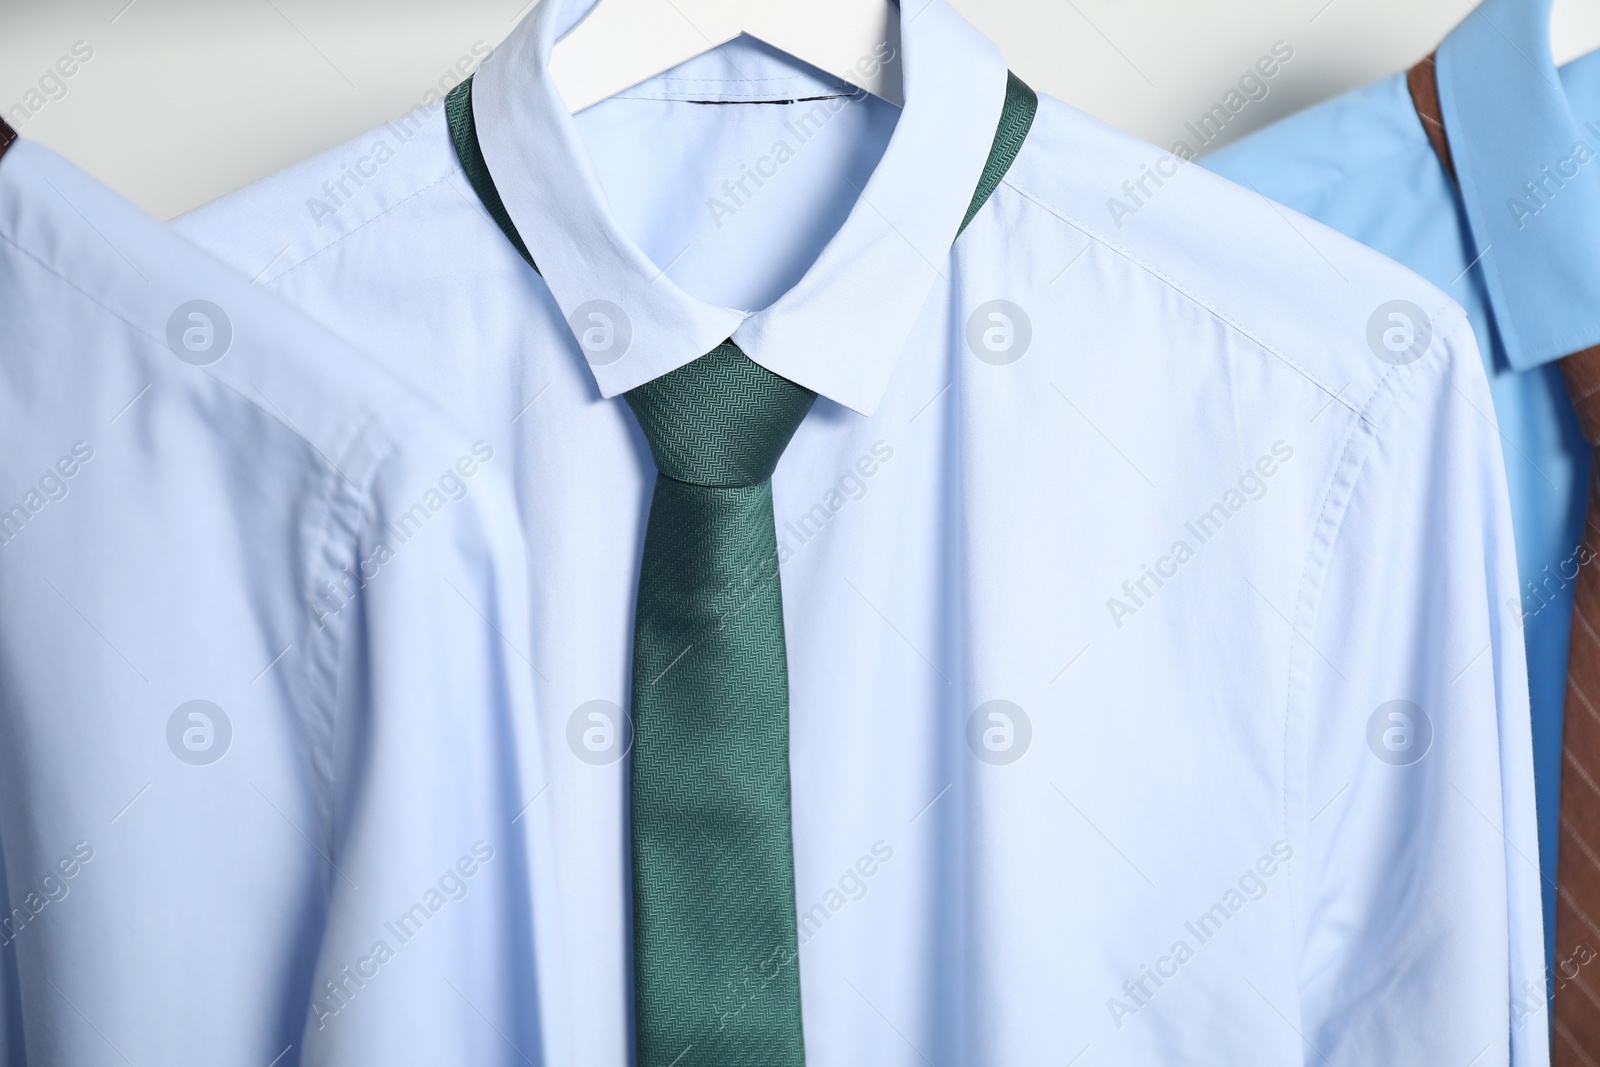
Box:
[742,0,902,103]
[549,0,737,113]
[549,0,902,113]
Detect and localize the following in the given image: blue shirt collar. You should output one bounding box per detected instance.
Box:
[1436,0,1600,371]
[472,0,1008,415]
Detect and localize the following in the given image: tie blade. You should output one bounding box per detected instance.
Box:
[631,476,806,1065]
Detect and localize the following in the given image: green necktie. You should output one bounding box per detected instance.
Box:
[626,345,816,1063]
[445,72,1037,1065]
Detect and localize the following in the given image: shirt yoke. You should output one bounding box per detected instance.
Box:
[1203,74,1431,208]
[178,103,463,291]
[180,91,1481,443]
[1001,93,1472,428]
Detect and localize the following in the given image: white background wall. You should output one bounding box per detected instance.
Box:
[4,0,1600,220]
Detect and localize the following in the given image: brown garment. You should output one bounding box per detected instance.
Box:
[1409,51,1600,1062]
[1404,56,1455,182]
[1553,351,1600,1064]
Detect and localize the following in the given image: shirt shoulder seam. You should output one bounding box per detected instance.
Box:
[297,398,424,861]
[1278,372,1374,982]
[258,166,461,286]
[998,172,1372,423]
[1274,325,1470,984]
[0,221,392,869]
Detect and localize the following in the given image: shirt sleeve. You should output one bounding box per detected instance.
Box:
[1293,310,1547,1065]
[294,412,555,1067]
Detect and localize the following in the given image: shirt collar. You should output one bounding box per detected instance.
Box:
[1435,0,1600,371]
[472,0,1008,415]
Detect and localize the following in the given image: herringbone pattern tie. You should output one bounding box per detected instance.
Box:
[1409,52,1600,1059]
[625,343,816,1065]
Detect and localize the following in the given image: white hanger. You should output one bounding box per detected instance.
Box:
[548,0,905,113]
[1551,0,1600,65]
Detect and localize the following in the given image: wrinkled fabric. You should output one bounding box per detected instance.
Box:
[1206,2,1600,999]
[176,1,1543,1061]
[0,139,560,1066]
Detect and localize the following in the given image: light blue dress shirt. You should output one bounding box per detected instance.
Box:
[1205,0,1600,984]
[0,138,562,1065]
[178,0,1545,1061]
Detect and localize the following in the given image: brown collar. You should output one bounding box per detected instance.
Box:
[1405,54,1456,184]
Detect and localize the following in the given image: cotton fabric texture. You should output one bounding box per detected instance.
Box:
[177,0,1544,1060]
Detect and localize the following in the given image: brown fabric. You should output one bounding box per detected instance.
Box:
[0,117,15,162]
[1409,51,1600,1063]
[1554,345,1600,1067]
[1405,53,1456,182]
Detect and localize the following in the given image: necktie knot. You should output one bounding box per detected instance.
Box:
[624,344,817,488]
